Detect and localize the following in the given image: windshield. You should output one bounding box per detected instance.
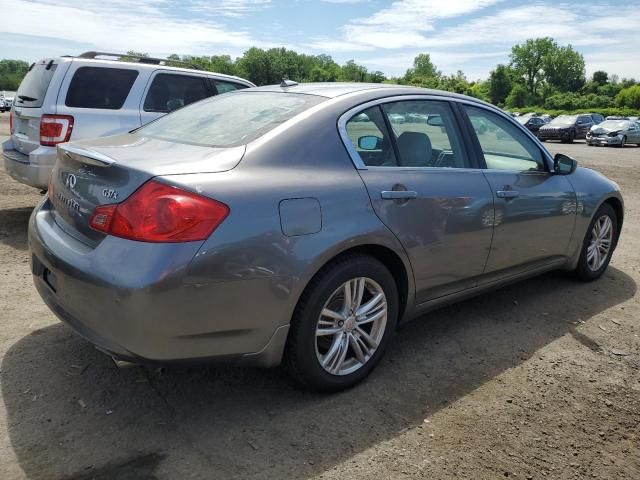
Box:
[15,61,57,108]
[137,91,325,147]
[598,120,630,130]
[549,115,577,126]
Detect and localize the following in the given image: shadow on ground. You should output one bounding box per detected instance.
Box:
[1,267,635,479]
[0,207,33,251]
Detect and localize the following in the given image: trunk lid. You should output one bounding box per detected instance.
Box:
[49,134,245,245]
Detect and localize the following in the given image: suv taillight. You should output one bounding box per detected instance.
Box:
[89,180,229,243]
[40,114,74,146]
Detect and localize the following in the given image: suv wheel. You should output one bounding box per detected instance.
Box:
[573,203,617,281]
[285,254,398,392]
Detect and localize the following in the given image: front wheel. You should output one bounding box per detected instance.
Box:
[285,254,398,392]
[616,136,626,148]
[573,203,618,281]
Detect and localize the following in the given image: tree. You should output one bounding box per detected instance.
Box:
[488,64,512,105]
[506,84,529,108]
[0,59,29,90]
[592,70,608,85]
[544,44,585,92]
[339,60,368,82]
[509,37,554,96]
[616,85,640,109]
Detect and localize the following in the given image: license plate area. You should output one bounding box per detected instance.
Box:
[32,254,57,292]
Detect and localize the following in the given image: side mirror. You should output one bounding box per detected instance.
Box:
[554,153,577,175]
[358,135,382,150]
[427,115,444,127]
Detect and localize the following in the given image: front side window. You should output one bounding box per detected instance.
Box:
[137,91,325,147]
[66,67,138,109]
[214,80,247,94]
[464,106,546,172]
[144,74,210,113]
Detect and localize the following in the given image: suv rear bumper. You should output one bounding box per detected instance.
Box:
[2,138,56,189]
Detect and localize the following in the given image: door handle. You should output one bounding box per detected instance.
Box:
[381,190,418,200]
[496,190,520,199]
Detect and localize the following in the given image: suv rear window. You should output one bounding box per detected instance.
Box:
[15,61,57,108]
[65,67,138,109]
[136,91,325,147]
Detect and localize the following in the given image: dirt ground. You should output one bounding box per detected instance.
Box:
[0,110,638,480]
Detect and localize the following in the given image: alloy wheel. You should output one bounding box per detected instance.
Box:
[315,277,387,376]
[587,215,613,271]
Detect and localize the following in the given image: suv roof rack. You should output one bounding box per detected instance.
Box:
[77,51,202,70]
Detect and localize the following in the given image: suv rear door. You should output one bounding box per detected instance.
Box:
[11,59,70,156]
[139,71,213,125]
[55,63,143,140]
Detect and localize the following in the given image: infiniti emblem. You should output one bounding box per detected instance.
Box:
[65,173,77,189]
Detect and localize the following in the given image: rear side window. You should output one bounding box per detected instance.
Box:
[15,61,57,108]
[214,80,247,94]
[144,73,210,113]
[65,67,138,109]
[137,92,325,147]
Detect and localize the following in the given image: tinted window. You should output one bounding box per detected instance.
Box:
[66,67,138,109]
[15,61,57,108]
[577,116,592,124]
[465,106,545,172]
[381,100,469,168]
[345,106,397,167]
[214,80,247,94]
[137,92,324,147]
[144,74,210,113]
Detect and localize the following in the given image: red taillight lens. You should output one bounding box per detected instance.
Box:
[89,180,229,242]
[40,114,74,146]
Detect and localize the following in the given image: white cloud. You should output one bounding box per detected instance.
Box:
[1,0,269,56]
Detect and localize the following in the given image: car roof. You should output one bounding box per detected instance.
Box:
[247,82,486,102]
[48,56,254,86]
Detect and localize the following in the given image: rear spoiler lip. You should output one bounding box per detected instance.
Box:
[57,144,115,166]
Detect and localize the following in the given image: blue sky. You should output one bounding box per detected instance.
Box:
[2,0,639,80]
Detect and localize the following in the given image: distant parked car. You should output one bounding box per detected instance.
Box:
[605,116,629,121]
[0,99,6,113]
[2,51,254,190]
[589,113,605,124]
[586,119,640,147]
[516,116,545,136]
[538,114,594,143]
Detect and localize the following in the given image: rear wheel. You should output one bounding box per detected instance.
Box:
[285,254,398,392]
[573,203,617,281]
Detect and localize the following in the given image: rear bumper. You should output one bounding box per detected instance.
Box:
[2,138,56,189]
[29,200,291,367]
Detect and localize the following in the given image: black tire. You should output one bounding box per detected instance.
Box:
[284,254,399,392]
[567,131,575,144]
[572,203,618,281]
[616,136,626,148]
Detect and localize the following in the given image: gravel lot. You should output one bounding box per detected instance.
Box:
[0,111,638,480]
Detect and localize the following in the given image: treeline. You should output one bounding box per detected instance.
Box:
[2,38,639,114]
[0,60,29,91]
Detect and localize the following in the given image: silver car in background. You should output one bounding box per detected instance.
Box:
[29,83,623,392]
[586,119,640,147]
[3,52,253,190]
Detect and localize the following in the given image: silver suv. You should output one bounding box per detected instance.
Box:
[3,52,254,189]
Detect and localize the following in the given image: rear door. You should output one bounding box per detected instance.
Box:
[342,97,494,303]
[140,71,213,125]
[11,59,69,155]
[462,105,576,276]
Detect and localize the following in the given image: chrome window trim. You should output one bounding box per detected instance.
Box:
[337,94,555,172]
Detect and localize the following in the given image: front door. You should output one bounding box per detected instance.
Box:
[462,105,576,275]
[343,99,494,304]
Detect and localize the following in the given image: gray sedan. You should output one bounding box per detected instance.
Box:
[29,83,624,391]
[586,120,640,147]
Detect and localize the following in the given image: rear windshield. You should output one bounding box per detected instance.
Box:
[15,61,57,108]
[66,67,139,109]
[136,91,325,147]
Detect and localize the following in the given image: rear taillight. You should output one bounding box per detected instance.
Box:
[40,114,74,146]
[89,180,229,243]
